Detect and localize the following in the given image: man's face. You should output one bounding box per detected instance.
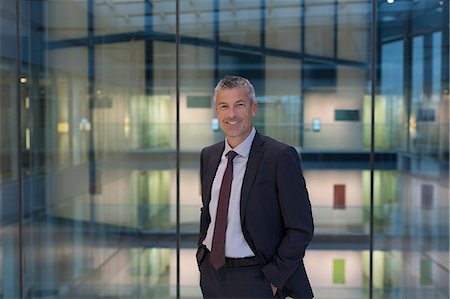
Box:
[215,87,258,148]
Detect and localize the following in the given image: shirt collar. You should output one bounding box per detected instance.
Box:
[223,127,256,158]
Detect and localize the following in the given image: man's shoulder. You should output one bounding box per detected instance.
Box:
[201,141,224,155]
[256,133,292,152]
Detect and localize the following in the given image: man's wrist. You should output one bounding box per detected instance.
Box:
[270,283,277,296]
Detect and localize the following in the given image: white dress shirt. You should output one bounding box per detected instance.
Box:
[203,127,256,258]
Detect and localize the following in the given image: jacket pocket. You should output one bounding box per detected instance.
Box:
[196,245,208,267]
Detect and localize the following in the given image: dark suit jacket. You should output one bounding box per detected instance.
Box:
[198,132,314,298]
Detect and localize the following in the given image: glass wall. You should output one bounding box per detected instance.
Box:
[0,1,21,298]
[0,0,448,298]
[375,1,449,298]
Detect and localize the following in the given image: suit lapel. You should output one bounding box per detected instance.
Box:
[240,133,265,223]
[204,143,224,207]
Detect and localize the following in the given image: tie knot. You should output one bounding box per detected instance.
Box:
[226,151,238,161]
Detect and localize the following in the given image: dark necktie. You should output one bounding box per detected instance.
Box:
[210,150,238,270]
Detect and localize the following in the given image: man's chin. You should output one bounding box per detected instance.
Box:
[223,130,240,137]
[221,126,239,135]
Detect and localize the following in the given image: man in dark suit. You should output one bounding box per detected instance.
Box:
[197,75,314,298]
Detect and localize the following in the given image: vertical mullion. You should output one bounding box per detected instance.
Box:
[175,0,181,298]
[369,0,378,299]
[260,0,265,50]
[16,0,24,297]
[87,0,98,223]
[300,0,305,147]
[423,34,433,98]
[404,13,413,153]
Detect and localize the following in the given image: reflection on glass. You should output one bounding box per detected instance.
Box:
[265,1,301,52]
[337,1,369,62]
[219,1,261,46]
[304,0,334,57]
[0,1,20,297]
[0,0,448,298]
[377,1,449,298]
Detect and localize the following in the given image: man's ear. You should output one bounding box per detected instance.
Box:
[252,102,258,116]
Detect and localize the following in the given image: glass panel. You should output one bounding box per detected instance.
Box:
[264,55,301,147]
[21,0,177,298]
[180,0,214,39]
[179,44,215,151]
[265,0,301,52]
[3,0,447,298]
[94,41,146,153]
[179,4,215,291]
[0,1,20,298]
[304,65,367,151]
[45,0,87,40]
[412,36,424,103]
[219,0,261,47]
[379,40,405,151]
[303,1,372,297]
[183,1,372,298]
[306,251,366,297]
[431,32,442,102]
[94,0,145,34]
[178,46,215,297]
[304,0,334,58]
[337,0,370,62]
[46,46,89,169]
[152,0,176,34]
[377,1,449,299]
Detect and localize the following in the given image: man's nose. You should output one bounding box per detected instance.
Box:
[227,107,236,117]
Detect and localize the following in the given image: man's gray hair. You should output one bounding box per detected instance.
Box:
[213,75,256,103]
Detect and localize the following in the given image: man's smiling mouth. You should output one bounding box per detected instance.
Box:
[226,120,239,125]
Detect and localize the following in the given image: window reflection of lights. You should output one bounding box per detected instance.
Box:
[57,122,70,133]
[211,118,219,132]
[124,115,130,138]
[20,77,27,84]
[25,128,30,150]
[382,15,396,22]
[312,118,321,132]
[387,0,394,3]
[79,118,91,131]
[409,117,416,138]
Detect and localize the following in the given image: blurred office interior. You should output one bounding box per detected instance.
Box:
[0,0,448,298]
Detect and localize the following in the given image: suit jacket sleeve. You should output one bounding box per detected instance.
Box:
[198,148,208,246]
[261,146,314,289]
